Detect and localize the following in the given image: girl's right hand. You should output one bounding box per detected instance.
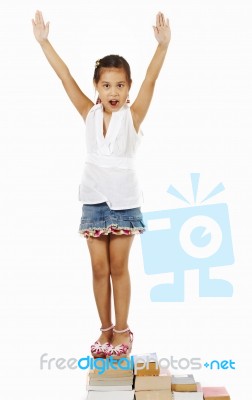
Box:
[32,10,50,44]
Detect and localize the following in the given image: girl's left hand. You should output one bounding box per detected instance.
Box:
[153,12,171,46]
[32,10,50,44]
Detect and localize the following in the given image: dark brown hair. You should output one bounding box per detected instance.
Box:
[93,55,132,85]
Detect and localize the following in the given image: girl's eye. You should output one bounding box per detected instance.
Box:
[118,84,124,88]
[103,84,110,88]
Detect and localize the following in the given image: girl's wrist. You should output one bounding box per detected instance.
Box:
[157,42,169,51]
[38,38,49,47]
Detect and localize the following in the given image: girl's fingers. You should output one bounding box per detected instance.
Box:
[34,10,47,29]
[160,13,164,26]
[35,11,39,23]
[156,12,166,28]
[39,11,43,24]
[35,11,41,25]
[156,12,168,28]
[35,10,43,25]
[162,13,166,27]
[40,12,45,25]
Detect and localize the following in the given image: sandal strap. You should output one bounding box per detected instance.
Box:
[113,327,131,334]
[100,324,114,332]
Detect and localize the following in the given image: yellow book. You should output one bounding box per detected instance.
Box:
[171,374,197,392]
[133,353,160,376]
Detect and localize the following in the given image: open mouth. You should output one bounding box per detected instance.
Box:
[109,100,119,106]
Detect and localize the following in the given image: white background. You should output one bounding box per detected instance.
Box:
[0,0,251,399]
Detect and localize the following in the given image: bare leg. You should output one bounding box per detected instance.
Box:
[86,236,113,343]
[109,234,134,347]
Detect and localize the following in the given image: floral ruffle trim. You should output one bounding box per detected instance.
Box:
[79,224,145,238]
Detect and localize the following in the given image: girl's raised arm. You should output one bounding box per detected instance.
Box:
[131,12,171,132]
[32,10,93,119]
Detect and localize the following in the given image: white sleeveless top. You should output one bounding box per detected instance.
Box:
[78,103,144,210]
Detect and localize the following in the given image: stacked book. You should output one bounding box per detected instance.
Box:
[202,386,231,400]
[86,357,135,400]
[84,354,231,400]
[171,374,203,399]
[134,353,172,400]
[171,374,231,400]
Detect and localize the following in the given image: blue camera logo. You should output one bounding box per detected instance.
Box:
[140,173,235,302]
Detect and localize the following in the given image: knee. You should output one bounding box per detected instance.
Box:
[110,259,128,278]
[92,261,110,280]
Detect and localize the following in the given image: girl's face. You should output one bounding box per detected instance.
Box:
[94,68,131,113]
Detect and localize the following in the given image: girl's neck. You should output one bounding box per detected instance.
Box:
[102,106,112,116]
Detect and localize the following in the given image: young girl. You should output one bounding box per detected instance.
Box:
[32,10,171,359]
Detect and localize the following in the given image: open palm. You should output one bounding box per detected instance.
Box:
[153,12,171,45]
[32,10,49,43]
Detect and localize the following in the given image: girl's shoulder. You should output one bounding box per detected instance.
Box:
[88,103,103,115]
[84,103,103,122]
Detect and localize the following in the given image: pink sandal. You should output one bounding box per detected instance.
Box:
[105,327,133,359]
[91,324,114,358]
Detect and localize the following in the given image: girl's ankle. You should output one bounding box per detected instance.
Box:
[113,326,129,332]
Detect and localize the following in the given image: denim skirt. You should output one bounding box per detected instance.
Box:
[79,202,145,238]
